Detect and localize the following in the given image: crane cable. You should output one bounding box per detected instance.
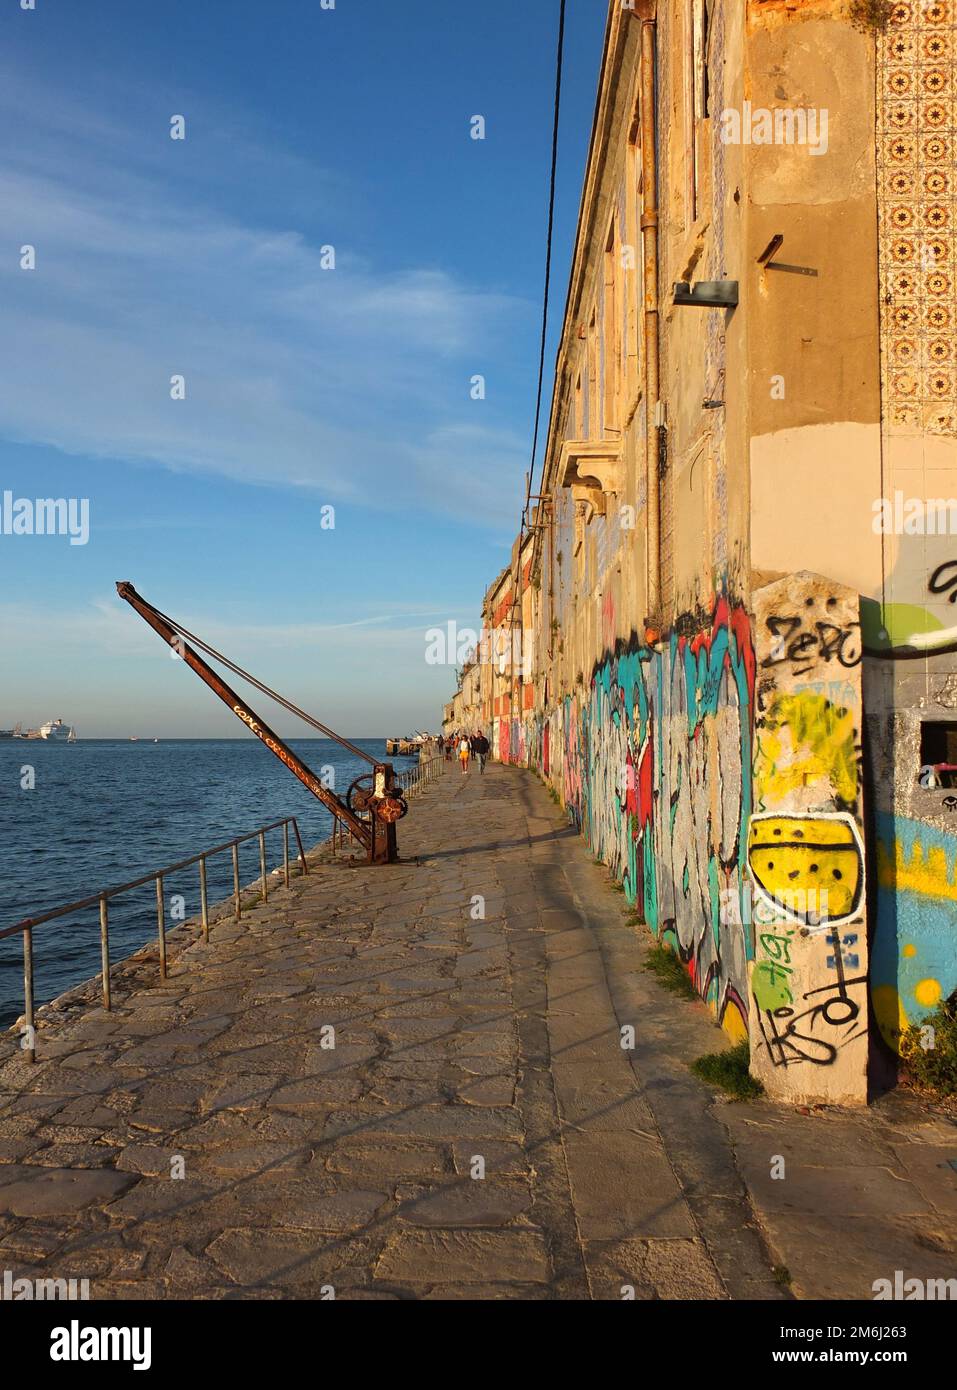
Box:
[145,601,377,766]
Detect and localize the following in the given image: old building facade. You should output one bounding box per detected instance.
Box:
[446,0,957,1104]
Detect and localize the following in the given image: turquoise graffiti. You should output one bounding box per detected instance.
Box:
[556,596,755,1040]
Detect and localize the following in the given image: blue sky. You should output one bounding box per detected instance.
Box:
[0,0,604,736]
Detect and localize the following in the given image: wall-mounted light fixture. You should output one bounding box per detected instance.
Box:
[673,280,739,308]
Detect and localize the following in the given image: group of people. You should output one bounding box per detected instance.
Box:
[437,731,490,773]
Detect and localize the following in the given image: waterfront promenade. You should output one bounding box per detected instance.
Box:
[0,764,953,1300]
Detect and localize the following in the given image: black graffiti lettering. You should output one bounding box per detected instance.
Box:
[757,974,868,1068]
[928,560,957,602]
[759,1005,839,1068]
[762,614,861,673]
[818,621,862,668]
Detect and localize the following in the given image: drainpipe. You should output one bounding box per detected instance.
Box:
[639,15,661,626]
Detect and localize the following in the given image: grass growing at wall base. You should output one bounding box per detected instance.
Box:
[899,996,957,1098]
[643,943,698,999]
[691,1041,765,1101]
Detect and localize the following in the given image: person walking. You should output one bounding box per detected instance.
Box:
[444,735,453,763]
[458,733,471,774]
[473,731,490,773]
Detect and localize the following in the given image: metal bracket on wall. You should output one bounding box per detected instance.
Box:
[757,234,818,278]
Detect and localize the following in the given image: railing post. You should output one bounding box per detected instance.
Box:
[259,830,268,901]
[293,819,308,875]
[99,894,111,1011]
[22,926,35,1063]
[232,842,241,919]
[283,821,290,888]
[199,855,209,942]
[155,875,167,980]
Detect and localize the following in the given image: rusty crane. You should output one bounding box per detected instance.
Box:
[116,582,407,864]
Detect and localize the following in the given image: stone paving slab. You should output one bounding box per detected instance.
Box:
[720,1102,957,1299]
[1,760,951,1300]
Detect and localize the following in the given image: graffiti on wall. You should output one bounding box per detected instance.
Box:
[752,692,860,811]
[549,594,756,1041]
[751,929,869,1071]
[748,810,865,929]
[748,577,869,1102]
[872,812,957,1052]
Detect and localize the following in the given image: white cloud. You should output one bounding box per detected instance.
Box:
[0,596,481,659]
[0,76,532,527]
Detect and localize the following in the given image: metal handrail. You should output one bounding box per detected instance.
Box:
[2,815,309,1062]
[395,751,444,799]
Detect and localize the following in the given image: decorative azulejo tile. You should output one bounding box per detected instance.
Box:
[878,0,957,439]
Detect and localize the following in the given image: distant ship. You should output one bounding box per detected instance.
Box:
[38,719,73,741]
[0,723,21,740]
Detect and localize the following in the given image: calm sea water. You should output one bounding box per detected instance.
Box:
[0,738,418,1026]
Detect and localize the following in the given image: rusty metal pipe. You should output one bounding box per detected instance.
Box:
[640,16,661,623]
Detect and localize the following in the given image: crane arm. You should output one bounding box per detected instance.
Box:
[115,581,378,850]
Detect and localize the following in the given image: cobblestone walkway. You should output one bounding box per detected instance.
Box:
[0,764,788,1298]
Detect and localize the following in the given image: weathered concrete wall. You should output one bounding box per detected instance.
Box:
[445,0,957,1103]
[747,4,883,599]
[748,572,869,1104]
